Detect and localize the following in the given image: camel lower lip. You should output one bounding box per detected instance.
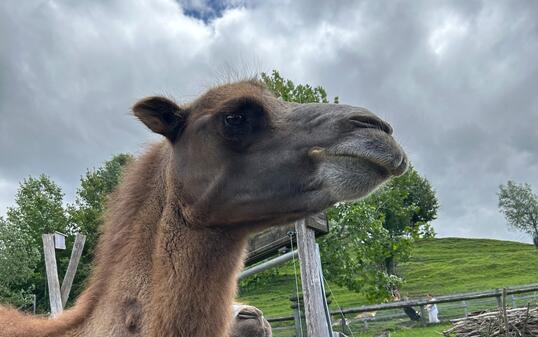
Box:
[328,153,405,176]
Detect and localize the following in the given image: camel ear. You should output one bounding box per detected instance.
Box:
[132,96,187,142]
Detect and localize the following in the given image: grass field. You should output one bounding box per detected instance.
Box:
[238,237,538,333]
[356,323,451,337]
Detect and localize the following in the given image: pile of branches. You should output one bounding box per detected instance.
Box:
[444,306,538,337]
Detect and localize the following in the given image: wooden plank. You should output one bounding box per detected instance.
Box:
[306,213,329,233]
[245,223,295,266]
[42,234,63,316]
[61,233,86,307]
[295,219,330,337]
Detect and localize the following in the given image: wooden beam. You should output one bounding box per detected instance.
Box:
[42,234,63,316]
[295,219,330,337]
[245,223,296,266]
[61,233,86,307]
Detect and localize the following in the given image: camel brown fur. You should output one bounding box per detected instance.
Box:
[0,80,407,337]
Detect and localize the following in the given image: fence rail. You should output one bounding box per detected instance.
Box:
[267,283,538,323]
[335,283,538,316]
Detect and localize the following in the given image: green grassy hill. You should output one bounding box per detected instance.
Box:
[238,238,538,318]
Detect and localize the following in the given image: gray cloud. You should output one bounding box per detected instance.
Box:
[0,0,537,243]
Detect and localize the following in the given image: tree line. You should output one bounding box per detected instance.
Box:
[0,154,133,311]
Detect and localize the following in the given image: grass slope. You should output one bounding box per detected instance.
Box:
[356,323,451,337]
[238,238,538,318]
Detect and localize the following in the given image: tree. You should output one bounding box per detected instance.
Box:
[1,175,70,311]
[261,70,339,104]
[67,153,133,301]
[0,216,40,308]
[369,166,438,276]
[319,203,403,302]
[498,181,538,249]
[0,156,133,311]
[261,71,439,302]
[320,167,438,301]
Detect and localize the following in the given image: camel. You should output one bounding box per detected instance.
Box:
[0,80,407,337]
[230,304,271,337]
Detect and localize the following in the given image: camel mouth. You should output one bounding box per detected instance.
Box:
[390,155,408,176]
[236,311,260,320]
[338,153,407,176]
[311,148,408,177]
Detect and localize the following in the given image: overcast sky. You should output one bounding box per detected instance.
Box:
[1,0,537,243]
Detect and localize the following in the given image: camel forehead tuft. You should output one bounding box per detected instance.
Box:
[190,80,270,114]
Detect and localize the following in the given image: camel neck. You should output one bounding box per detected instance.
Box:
[147,213,249,337]
[76,144,249,337]
[0,144,250,337]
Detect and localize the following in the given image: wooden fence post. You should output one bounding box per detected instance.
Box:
[495,288,502,308]
[42,234,63,316]
[502,288,509,337]
[295,219,331,337]
[61,233,86,307]
[43,233,86,316]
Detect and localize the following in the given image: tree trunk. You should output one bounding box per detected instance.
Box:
[384,255,396,276]
[533,233,538,249]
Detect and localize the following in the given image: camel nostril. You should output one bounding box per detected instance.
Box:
[349,115,393,135]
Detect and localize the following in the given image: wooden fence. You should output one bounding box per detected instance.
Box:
[267,283,538,336]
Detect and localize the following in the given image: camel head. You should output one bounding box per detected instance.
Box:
[133,80,407,228]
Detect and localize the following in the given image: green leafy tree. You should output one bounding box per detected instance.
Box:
[0,216,40,307]
[320,167,438,301]
[498,181,538,249]
[369,166,439,276]
[1,175,70,311]
[67,154,133,301]
[319,203,403,302]
[0,156,133,311]
[261,70,339,104]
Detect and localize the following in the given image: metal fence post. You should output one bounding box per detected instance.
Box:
[339,315,351,336]
[291,295,304,337]
[419,305,427,326]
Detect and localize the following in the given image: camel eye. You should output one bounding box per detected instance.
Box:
[224,113,246,127]
[219,99,266,147]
